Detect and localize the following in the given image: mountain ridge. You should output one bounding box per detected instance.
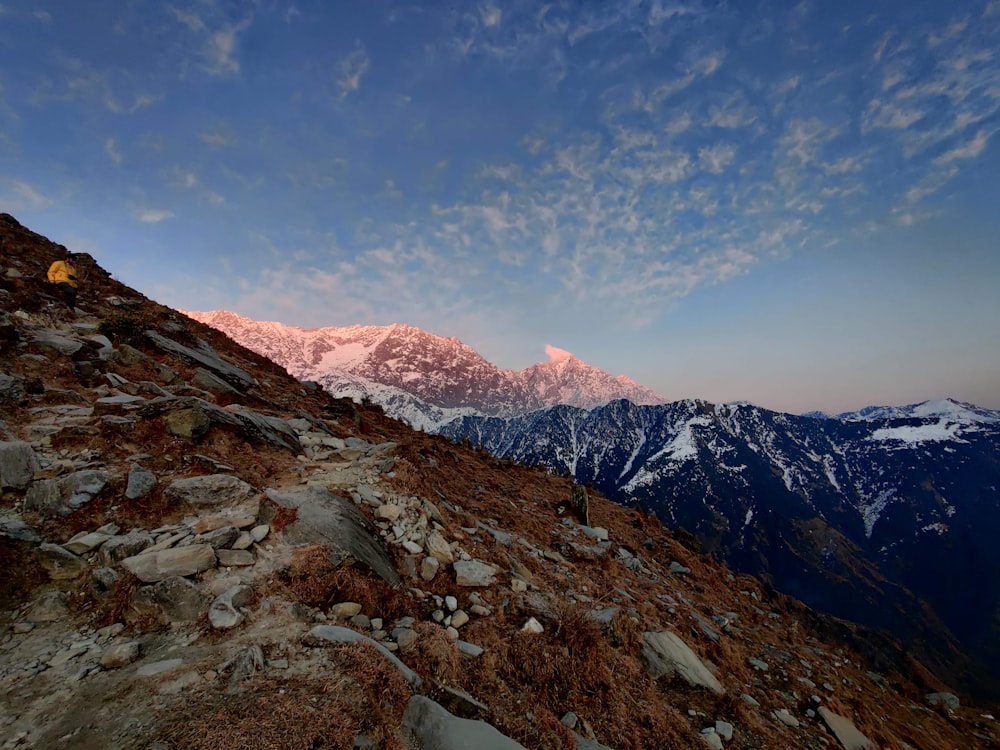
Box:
[183,309,666,431]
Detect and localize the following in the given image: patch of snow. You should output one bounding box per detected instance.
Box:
[920,522,948,535]
[647,416,712,465]
[617,428,648,481]
[862,489,895,538]
[743,508,754,527]
[868,419,967,445]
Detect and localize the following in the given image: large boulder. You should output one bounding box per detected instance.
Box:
[641,631,724,695]
[0,441,40,490]
[264,485,400,587]
[817,707,874,750]
[23,470,111,517]
[121,544,217,583]
[165,474,255,508]
[141,397,300,452]
[131,576,210,624]
[144,331,257,389]
[401,695,527,750]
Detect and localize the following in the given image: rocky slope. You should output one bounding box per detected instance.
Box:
[183,310,665,431]
[441,397,1000,702]
[1,212,998,749]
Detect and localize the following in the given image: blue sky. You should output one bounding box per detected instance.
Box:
[2,0,999,414]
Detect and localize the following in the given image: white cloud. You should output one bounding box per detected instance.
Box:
[481,4,501,28]
[336,42,370,97]
[934,129,995,165]
[200,132,234,147]
[170,7,251,77]
[134,209,174,223]
[105,138,123,164]
[34,9,51,23]
[699,143,736,173]
[206,191,225,206]
[105,93,160,114]
[0,179,51,210]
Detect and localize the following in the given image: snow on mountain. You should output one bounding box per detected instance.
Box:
[184,309,665,429]
[840,397,999,424]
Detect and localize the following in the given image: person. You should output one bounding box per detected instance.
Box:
[47,249,79,311]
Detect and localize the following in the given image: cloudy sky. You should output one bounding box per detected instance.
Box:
[2,0,999,414]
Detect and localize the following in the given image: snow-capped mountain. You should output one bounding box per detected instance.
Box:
[440,397,1000,695]
[183,310,665,429]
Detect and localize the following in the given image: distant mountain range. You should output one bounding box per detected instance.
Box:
[183,310,664,430]
[188,308,1000,699]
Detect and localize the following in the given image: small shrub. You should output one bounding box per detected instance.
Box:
[97,309,156,346]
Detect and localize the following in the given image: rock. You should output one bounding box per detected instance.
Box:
[145,331,258,389]
[375,504,401,522]
[26,590,69,622]
[196,525,240,549]
[38,543,89,580]
[521,617,544,634]
[421,556,440,581]
[264,485,400,587]
[926,692,960,710]
[100,531,156,565]
[579,525,609,541]
[454,559,498,587]
[700,729,724,750]
[426,530,454,563]
[402,695,527,750]
[25,471,110,517]
[304,625,422,688]
[250,524,270,542]
[817,707,874,750]
[748,658,768,671]
[216,549,254,566]
[0,441,40,489]
[132,576,210,623]
[715,720,734,741]
[669,561,691,575]
[451,610,470,628]
[772,709,800,728]
[64,530,113,555]
[121,544,217,583]
[29,331,84,357]
[394,628,419,650]
[330,602,363,620]
[641,631,724,694]
[0,513,41,543]
[165,474,256,507]
[456,641,484,657]
[192,367,242,397]
[208,585,252,629]
[94,394,147,412]
[194,500,260,531]
[125,464,157,500]
[231,531,254,550]
[136,659,184,677]
[164,407,212,441]
[100,641,142,669]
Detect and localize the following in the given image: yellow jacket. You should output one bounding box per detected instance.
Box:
[47,260,78,288]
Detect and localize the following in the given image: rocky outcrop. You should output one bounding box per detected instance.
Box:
[264,485,400,587]
[641,630,724,695]
[0,441,40,490]
[401,695,527,750]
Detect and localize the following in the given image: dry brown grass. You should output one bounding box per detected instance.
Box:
[158,643,412,750]
[276,545,413,621]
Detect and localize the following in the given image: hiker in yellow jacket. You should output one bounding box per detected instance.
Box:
[47,249,79,310]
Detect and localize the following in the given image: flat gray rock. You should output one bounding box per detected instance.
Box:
[264,485,400,587]
[166,474,256,507]
[817,707,874,750]
[641,631,724,695]
[402,695,526,750]
[144,331,258,389]
[125,464,157,499]
[304,625,421,688]
[121,544,217,583]
[453,560,498,587]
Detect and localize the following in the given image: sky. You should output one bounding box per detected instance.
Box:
[1,0,999,415]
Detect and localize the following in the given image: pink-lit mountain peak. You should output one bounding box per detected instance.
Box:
[184,310,665,429]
